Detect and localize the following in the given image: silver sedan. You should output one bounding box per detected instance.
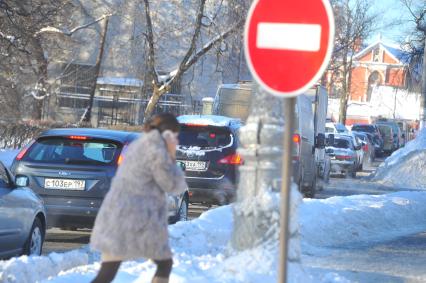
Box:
[0,161,46,259]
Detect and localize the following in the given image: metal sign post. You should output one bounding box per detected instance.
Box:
[278,97,296,283]
[243,1,335,283]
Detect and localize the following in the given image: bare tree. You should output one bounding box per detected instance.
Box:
[402,0,426,128]
[0,0,75,120]
[328,0,376,124]
[141,0,245,121]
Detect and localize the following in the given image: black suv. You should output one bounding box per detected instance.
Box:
[176,115,242,205]
[11,128,189,229]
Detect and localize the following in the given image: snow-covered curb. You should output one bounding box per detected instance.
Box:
[2,190,426,282]
[0,250,88,283]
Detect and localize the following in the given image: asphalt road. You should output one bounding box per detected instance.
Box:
[42,204,211,255]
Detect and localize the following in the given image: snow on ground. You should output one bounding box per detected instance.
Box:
[373,128,426,188]
[2,188,426,283]
[0,149,19,168]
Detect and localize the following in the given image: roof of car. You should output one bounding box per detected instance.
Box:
[177,115,242,130]
[39,128,140,143]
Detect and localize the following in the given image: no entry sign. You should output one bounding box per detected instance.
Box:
[245,0,335,97]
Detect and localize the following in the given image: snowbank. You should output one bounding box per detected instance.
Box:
[301,191,426,252]
[373,128,426,188]
[0,250,88,283]
[2,189,426,282]
[0,149,19,168]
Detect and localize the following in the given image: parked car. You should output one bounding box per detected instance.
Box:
[11,128,189,229]
[176,115,242,205]
[340,133,364,170]
[352,131,375,164]
[325,134,357,177]
[0,161,46,258]
[375,119,402,150]
[375,124,395,154]
[350,124,384,156]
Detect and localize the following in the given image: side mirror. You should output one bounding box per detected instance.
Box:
[315,133,326,149]
[176,161,186,171]
[15,175,29,187]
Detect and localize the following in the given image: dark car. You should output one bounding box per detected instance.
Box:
[0,161,46,258]
[351,124,384,156]
[176,115,242,205]
[11,128,189,229]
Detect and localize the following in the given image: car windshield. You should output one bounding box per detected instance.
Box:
[352,125,375,133]
[23,137,121,165]
[178,126,233,149]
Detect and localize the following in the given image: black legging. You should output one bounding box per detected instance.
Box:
[91,259,173,283]
[91,261,121,283]
[154,259,173,278]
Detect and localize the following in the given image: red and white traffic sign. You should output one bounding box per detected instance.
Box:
[245,0,335,97]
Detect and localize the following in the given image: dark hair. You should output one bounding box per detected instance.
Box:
[143,113,180,133]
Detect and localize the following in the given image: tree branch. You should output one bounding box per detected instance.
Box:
[34,13,112,37]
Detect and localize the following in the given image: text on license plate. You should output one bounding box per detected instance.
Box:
[183,161,207,171]
[44,179,86,190]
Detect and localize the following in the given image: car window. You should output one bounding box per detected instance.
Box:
[330,138,351,149]
[0,164,10,187]
[23,137,121,165]
[179,126,233,149]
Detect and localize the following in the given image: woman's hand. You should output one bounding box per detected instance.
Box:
[162,130,178,161]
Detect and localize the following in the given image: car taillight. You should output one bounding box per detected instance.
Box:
[69,135,89,140]
[16,140,35,161]
[117,144,128,166]
[336,155,353,160]
[292,134,301,160]
[218,153,243,165]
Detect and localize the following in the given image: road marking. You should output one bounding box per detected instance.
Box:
[256,23,322,52]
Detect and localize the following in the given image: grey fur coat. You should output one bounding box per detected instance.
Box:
[90,130,187,261]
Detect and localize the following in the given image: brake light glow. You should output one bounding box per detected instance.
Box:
[117,154,124,165]
[16,140,35,161]
[184,123,208,127]
[209,133,216,139]
[218,153,243,165]
[69,135,88,140]
[292,134,301,144]
[117,144,128,166]
[336,155,353,160]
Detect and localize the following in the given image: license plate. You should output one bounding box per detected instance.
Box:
[44,178,86,190]
[182,161,207,171]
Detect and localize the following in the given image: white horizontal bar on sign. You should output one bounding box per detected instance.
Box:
[256,23,322,52]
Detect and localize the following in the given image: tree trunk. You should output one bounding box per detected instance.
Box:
[420,37,426,129]
[143,85,165,122]
[32,38,48,120]
[83,16,109,124]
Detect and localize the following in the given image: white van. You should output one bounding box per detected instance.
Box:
[292,95,317,197]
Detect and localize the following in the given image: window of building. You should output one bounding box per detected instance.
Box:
[373,48,381,62]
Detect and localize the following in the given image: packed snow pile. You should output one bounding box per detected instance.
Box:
[301,191,426,252]
[2,189,426,282]
[373,128,426,188]
[0,250,88,283]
